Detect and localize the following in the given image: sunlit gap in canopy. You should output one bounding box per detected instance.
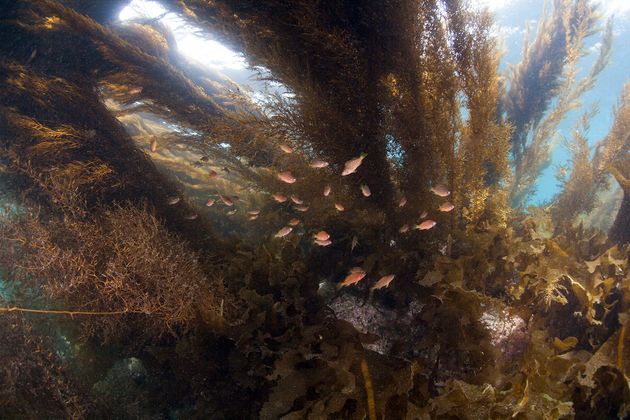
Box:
[119,0,291,107]
[119,0,246,71]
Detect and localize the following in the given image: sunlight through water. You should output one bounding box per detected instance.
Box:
[119,0,246,71]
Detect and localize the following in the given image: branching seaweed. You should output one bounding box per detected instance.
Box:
[505,0,611,207]
[0,0,627,418]
[0,203,232,341]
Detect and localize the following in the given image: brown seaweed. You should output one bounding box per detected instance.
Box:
[0,0,627,418]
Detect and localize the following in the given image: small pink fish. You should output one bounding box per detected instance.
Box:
[323,185,332,197]
[415,220,437,230]
[248,215,258,221]
[150,138,158,153]
[341,153,367,176]
[272,193,288,203]
[248,210,260,216]
[313,231,330,241]
[206,198,215,207]
[219,195,234,206]
[288,218,301,226]
[372,274,395,290]
[399,224,409,233]
[399,196,407,207]
[360,184,371,197]
[339,269,367,288]
[295,205,309,212]
[184,213,198,220]
[208,170,218,179]
[167,196,180,205]
[430,184,450,197]
[438,202,455,212]
[290,195,303,204]
[419,210,428,219]
[335,203,345,212]
[279,144,293,154]
[274,226,293,238]
[310,160,329,168]
[278,171,296,184]
[314,239,332,246]
[226,209,237,215]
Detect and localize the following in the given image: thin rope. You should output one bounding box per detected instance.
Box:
[0,306,142,316]
[618,323,626,369]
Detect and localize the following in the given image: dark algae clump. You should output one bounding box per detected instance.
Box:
[0,0,628,418]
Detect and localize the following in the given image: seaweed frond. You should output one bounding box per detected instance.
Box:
[0,204,232,341]
[505,1,610,207]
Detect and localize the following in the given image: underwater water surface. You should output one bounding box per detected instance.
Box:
[0,0,628,418]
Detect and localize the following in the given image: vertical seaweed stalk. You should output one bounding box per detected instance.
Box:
[597,84,630,244]
[360,358,377,420]
[553,81,630,241]
[454,7,512,226]
[550,106,600,229]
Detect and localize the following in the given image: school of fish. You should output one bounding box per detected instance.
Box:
[158,141,455,290]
